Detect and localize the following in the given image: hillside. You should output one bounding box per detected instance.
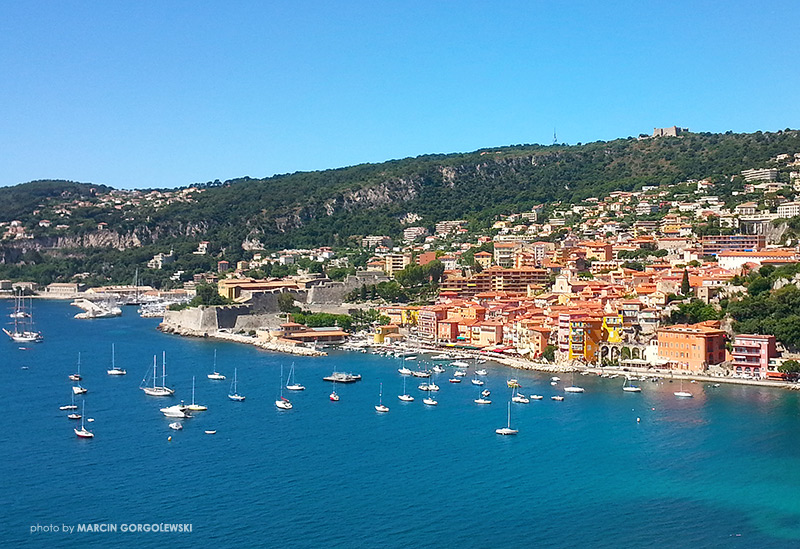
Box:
[1,129,799,275]
[149,130,800,250]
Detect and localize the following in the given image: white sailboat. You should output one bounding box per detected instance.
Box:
[72,382,87,395]
[67,393,82,420]
[60,392,79,411]
[187,376,208,410]
[207,349,226,380]
[69,352,82,381]
[564,371,585,393]
[375,382,389,412]
[674,379,693,398]
[107,343,126,375]
[74,402,94,438]
[623,376,642,393]
[423,387,438,406]
[140,352,175,396]
[229,368,246,401]
[398,376,414,401]
[3,293,43,343]
[495,402,519,435]
[275,365,291,409]
[285,362,305,391]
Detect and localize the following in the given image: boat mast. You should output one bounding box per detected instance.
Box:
[162,351,166,387]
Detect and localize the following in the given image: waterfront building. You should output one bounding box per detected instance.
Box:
[657,321,726,372]
[731,334,778,379]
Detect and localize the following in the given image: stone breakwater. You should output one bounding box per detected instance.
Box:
[158,322,326,357]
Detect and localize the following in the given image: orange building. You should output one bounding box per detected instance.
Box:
[657,321,726,371]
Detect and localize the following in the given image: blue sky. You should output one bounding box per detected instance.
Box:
[1,1,798,189]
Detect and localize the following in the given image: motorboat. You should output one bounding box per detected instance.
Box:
[323,372,361,383]
[427,383,440,392]
[398,366,413,376]
[418,382,430,391]
[454,370,467,377]
[551,395,564,401]
[530,394,544,400]
[431,365,446,373]
[412,370,431,378]
[507,379,521,388]
[564,386,585,393]
[481,389,491,397]
[204,430,217,435]
[512,393,530,404]
[449,378,461,383]
[450,361,469,368]
[471,378,484,386]
[160,404,191,418]
[475,369,488,376]
[474,397,492,405]
[169,422,183,430]
[423,396,438,406]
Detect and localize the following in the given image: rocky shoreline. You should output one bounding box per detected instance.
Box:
[157,322,327,357]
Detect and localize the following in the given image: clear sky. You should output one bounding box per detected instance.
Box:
[1,1,798,189]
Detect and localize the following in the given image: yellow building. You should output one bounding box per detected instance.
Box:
[374,324,401,344]
[568,315,603,363]
[378,306,420,327]
[602,313,624,343]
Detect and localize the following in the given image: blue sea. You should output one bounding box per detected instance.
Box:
[2,300,800,548]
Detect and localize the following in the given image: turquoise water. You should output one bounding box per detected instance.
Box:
[2,300,800,548]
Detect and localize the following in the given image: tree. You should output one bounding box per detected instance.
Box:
[542,345,556,362]
[778,359,800,374]
[747,277,772,296]
[277,292,296,313]
[681,269,690,296]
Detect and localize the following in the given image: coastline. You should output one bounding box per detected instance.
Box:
[157,323,327,358]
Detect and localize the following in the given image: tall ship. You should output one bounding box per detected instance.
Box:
[4,292,43,343]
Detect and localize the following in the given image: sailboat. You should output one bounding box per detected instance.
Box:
[107,343,126,375]
[74,402,94,438]
[207,349,226,380]
[69,352,82,381]
[140,352,175,396]
[398,376,414,401]
[285,363,305,391]
[3,293,43,343]
[229,368,246,401]
[329,379,340,401]
[275,365,291,409]
[60,392,79,411]
[623,376,642,393]
[564,370,585,393]
[72,381,87,395]
[187,376,208,410]
[375,382,389,412]
[67,393,82,420]
[423,386,438,406]
[674,379,693,398]
[495,402,519,435]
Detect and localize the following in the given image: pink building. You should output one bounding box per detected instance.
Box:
[731,334,778,379]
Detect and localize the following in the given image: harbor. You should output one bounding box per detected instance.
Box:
[4,300,800,548]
